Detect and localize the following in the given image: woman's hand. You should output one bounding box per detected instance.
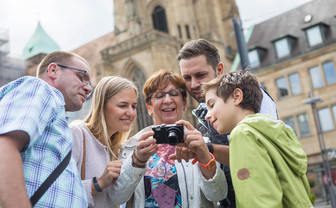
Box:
[97,160,123,190]
[170,120,210,162]
[133,130,158,164]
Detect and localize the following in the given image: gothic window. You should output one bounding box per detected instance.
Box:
[130,69,153,131]
[152,6,169,33]
[177,25,182,38]
[185,25,191,39]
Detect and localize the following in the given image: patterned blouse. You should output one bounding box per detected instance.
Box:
[144,144,182,208]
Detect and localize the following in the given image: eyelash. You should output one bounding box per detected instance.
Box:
[119,105,137,109]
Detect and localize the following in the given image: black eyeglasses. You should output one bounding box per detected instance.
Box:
[57,63,93,90]
[148,88,184,101]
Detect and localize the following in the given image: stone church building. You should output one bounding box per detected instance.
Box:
[24,0,240,133]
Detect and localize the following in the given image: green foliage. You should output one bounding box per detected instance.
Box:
[309,193,316,204]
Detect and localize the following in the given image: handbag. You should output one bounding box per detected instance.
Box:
[30,150,72,206]
[81,130,86,180]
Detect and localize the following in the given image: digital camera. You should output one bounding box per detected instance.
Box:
[152,124,184,145]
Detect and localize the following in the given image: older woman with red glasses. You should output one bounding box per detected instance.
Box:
[118,70,227,208]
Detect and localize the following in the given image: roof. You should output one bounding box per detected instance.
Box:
[22,21,60,60]
[247,0,336,70]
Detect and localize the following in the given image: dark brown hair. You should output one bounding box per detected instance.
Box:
[177,39,220,71]
[202,70,263,113]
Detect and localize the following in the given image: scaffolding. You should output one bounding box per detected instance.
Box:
[0,28,9,57]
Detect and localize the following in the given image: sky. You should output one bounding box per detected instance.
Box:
[0,0,313,58]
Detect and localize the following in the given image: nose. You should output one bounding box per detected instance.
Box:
[163,93,173,103]
[190,78,200,89]
[205,110,211,121]
[126,106,137,117]
[84,85,92,96]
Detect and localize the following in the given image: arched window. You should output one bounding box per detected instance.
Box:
[130,69,153,131]
[152,6,169,33]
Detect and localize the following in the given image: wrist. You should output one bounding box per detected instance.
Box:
[133,150,147,164]
[206,142,213,154]
[93,177,103,192]
[132,153,146,168]
[192,153,216,170]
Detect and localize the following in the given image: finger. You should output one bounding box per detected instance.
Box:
[138,130,155,142]
[175,146,183,163]
[176,119,195,131]
[181,147,190,163]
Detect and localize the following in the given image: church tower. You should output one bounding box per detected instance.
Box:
[22,21,60,75]
[99,0,239,131]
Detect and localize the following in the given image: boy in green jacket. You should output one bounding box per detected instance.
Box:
[202,71,313,208]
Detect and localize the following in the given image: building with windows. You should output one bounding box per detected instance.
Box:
[246,0,336,198]
[26,0,240,133]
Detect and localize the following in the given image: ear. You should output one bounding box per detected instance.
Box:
[46,63,59,80]
[146,103,153,116]
[216,62,224,76]
[232,88,243,105]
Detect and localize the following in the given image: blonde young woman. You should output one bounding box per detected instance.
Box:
[70,76,157,208]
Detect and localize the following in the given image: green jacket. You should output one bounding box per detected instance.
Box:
[230,114,312,208]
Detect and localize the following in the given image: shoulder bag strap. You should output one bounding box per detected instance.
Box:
[81,130,86,180]
[30,150,72,206]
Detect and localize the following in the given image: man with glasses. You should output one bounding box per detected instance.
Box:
[0,51,92,207]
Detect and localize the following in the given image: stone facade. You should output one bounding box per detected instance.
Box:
[70,0,239,133]
[247,0,336,198]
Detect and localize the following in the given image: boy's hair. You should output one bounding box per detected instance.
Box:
[202,70,263,113]
[177,39,220,71]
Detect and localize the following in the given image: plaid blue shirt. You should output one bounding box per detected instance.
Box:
[0,76,87,207]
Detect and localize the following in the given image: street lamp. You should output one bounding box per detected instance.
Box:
[303,94,336,207]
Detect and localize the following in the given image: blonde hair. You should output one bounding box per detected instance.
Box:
[84,76,138,160]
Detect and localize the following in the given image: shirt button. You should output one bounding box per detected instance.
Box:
[123,152,127,157]
[190,196,193,200]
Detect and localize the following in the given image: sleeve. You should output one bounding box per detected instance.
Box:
[0,78,56,146]
[198,162,228,201]
[230,127,283,208]
[107,150,147,204]
[70,124,95,207]
[70,124,84,169]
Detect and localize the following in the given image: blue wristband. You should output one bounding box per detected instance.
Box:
[93,177,102,192]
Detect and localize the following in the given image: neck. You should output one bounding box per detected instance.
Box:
[234,109,255,126]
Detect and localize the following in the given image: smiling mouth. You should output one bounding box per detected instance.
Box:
[121,118,132,123]
[162,108,175,112]
[210,119,217,127]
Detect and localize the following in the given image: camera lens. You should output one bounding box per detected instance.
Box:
[167,128,182,145]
